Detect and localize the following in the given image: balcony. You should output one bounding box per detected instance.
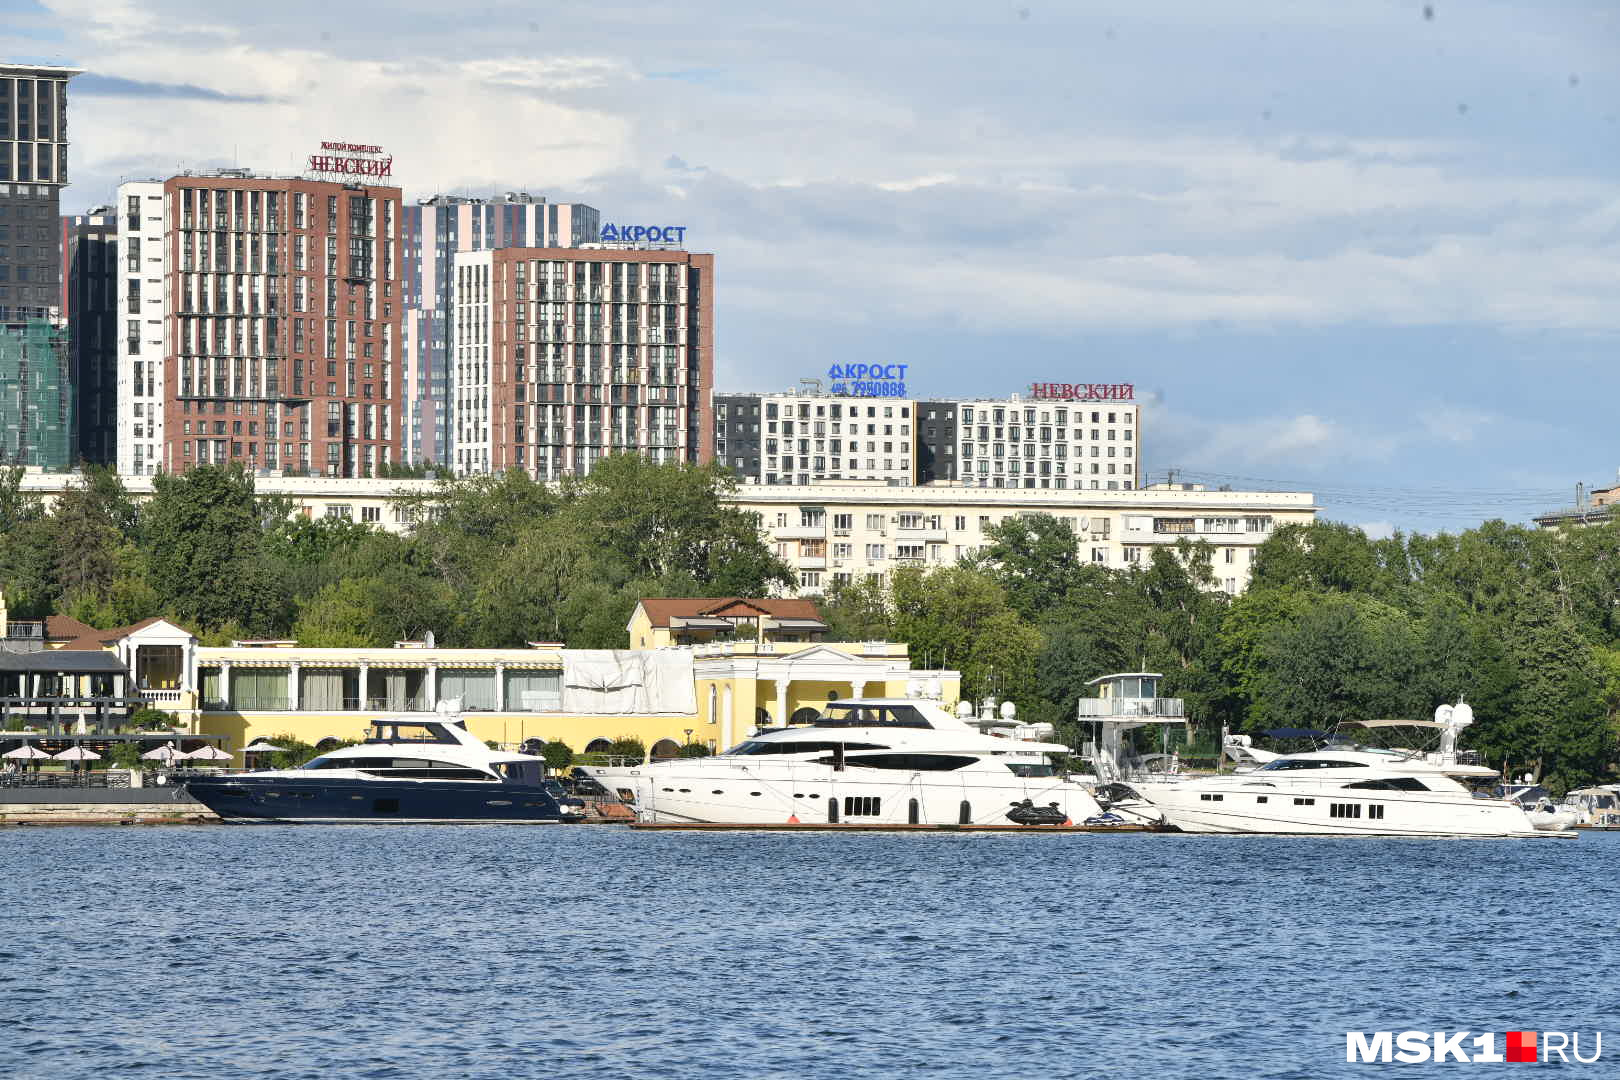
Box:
[773,524,826,540]
[1076,697,1185,719]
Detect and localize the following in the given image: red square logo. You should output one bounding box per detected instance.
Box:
[1506,1031,1537,1063]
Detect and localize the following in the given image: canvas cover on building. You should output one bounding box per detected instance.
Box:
[561,650,696,715]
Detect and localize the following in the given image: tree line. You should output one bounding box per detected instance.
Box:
[3,460,1615,789]
[0,457,792,648]
[821,513,1620,792]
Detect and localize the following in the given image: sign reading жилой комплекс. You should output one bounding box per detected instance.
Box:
[828,363,907,398]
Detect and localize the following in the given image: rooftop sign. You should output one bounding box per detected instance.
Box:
[307,141,393,181]
[599,223,688,245]
[828,363,908,398]
[1030,382,1134,402]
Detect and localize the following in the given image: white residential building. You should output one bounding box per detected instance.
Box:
[114,180,167,476]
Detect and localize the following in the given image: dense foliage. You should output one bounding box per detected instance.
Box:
[0,458,790,651]
[822,515,1620,792]
[5,460,1616,789]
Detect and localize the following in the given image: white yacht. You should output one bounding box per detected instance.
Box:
[1126,703,1569,837]
[584,697,1108,826]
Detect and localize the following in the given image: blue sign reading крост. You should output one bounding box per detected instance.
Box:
[600,224,688,244]
[827,363,908,398]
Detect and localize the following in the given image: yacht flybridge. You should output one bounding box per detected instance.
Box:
[185,707,580,824]
[1123,702,1569,837]
[584,697,1108,826]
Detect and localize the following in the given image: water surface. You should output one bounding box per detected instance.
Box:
[1,826,1612,1079]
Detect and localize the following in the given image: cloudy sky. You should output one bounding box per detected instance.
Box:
[6,0,1617,533]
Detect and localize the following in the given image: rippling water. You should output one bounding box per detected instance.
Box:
[1,826,1615,1079]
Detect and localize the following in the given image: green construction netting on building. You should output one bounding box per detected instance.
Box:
[0,320,72,469]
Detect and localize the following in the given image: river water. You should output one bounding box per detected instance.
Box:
[0,826,1614,1079]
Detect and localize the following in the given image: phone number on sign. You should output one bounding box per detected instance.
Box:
[831,381,907,398]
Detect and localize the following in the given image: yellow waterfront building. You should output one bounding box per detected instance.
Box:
[79,598,958,764]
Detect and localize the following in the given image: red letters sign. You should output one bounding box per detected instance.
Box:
[1028,382,1134,402]
[308,141,393,180]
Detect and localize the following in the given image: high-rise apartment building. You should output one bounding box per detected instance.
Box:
[449,245,713,477]
[116,172,404,477]
[1,63,79,467]
[714,388,1141,491]
[0,63,78,322]
[400,192,597,465]
[60,206,117,463]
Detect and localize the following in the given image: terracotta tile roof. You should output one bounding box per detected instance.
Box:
[47,615,176,650]
[43,615,100,641]
[637,597,823,628]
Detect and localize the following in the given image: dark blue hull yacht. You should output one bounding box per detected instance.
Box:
[185,775,577,823]
[185,711,585,825]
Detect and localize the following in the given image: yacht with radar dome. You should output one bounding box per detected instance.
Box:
[583,695,1108,826]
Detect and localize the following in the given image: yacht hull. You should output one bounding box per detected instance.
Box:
[587,762,1105,826]
[1136,785,1554,837]
[185,776,575,824]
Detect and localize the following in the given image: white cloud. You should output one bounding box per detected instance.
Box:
[1357,521,1397,540]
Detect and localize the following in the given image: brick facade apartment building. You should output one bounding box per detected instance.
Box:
[117,172,404,477]
[449,245,714,478]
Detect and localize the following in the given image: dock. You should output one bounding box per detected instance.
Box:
[627,821,1158,833]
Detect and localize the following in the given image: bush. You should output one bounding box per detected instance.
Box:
[607,736,646,760]
[541,740,575,772]
[258,734,319,769]
[130,707,176,731]
[677,742,712,758]
[104,742,145,769]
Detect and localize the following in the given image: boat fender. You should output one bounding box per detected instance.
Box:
[787,814,800,824]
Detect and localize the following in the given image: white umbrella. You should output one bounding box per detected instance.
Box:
[241,740,287,754]
[182,745,233,762]
[2,745,51,760]
[141,743,182,765]
[52,746,102,762]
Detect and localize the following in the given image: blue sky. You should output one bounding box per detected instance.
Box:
[6,0,1617,533]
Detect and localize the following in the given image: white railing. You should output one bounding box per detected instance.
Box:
[1076,697,1185,719]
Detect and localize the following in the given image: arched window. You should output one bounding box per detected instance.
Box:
[708,685,718,727]
[790,707,819,725]
[650,738,681,760]
[315,736,344,751]
[584,738,613,754]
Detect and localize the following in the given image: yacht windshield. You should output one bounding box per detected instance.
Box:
[1258,758,1368,771]
[815,704,933,728]
[365,721,457,745]
[726,740,888,756]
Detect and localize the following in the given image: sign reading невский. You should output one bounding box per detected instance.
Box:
[1029,382,1134,402]
[307,141,393,179]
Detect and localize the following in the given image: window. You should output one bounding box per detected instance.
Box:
[799,571,821,588]
[504,669,562,711]
[1293,797,1316,806]
[438,669,497,711]
[1199,793,1225,801]
[1329,803,1364,819]
[843,796,882,816]
[1368,805,1385,820]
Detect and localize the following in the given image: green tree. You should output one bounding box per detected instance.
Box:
[890,565,1043,705]
[540,740,575,772]
[977,513,1086,621]
[821,575,892,641]
[141,465,282,632]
